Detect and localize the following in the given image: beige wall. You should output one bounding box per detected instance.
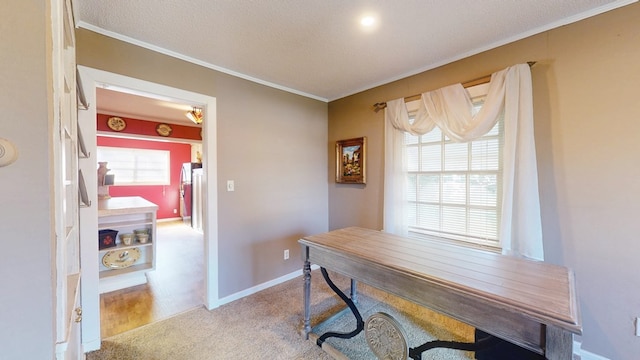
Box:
[76,29,329,297]
[0,1,55,358]
[328,3,640,359]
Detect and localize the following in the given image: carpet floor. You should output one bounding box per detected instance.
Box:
[87,269,475,359]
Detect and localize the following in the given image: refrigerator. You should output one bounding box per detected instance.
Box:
[180,162,203,230]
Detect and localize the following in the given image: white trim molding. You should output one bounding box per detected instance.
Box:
[77,65,219,351]
[574,340,611,360]
[214,265,320,308]
[76,21,328,103]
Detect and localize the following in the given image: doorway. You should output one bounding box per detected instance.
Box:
[96,121,204,337]
[77,66,219,352]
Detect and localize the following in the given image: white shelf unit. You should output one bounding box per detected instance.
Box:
[97,197,158,293]
[53,0,83,359]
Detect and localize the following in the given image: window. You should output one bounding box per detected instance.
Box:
[97,146,170,185]
[405,87,503,248]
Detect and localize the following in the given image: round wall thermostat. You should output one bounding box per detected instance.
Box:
[0,138,18,167]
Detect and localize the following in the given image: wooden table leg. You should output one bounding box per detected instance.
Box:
[303,247,312,339]
[545,325,573,360]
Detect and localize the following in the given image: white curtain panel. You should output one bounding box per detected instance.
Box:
[383,100,410,237]
[383,63,544,260]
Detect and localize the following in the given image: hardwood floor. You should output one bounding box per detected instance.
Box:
[100,220,204,338]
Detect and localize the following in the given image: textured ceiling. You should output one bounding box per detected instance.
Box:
[95,87,196,126]
[75,0,635,120]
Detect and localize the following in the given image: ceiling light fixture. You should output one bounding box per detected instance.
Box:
[186,107,203,124]
[360,16,375,27]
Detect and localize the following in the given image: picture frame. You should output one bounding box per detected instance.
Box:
[336,137,366,184]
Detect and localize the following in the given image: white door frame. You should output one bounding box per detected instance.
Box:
[77,66,219,352]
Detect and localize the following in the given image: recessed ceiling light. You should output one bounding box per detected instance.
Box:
[360,16,375,27]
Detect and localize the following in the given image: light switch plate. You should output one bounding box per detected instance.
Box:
[227,180,234,192]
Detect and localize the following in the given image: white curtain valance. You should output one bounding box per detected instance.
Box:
[383,63,544,260]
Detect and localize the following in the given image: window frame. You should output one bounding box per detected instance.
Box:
[404,84,504,250]
[97,146,171,186]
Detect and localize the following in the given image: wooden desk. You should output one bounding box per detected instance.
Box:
[299,227,582,359]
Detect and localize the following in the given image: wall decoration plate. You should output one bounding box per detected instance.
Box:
[156,123,173,137]
[107,116,126,131]
[102,248,141,269]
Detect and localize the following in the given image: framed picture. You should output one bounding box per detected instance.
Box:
[336,137,366,184]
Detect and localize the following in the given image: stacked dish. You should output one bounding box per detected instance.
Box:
[119,233,134,246]
[134,228,150,243]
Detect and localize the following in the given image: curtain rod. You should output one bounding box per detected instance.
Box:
[372,61,536,112]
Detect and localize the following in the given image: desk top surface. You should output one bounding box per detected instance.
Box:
[300,227,582,334]
[98,196,158,216]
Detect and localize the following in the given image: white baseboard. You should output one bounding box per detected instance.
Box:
[82,339,101,354]
[214,265,320,307]
[574,340,610,360]
[157,217,183,223]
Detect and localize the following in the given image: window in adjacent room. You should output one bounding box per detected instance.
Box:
[405,84,503,248]
[97,146,170,185]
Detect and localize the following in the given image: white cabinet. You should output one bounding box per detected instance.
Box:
[97,196,158,293]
